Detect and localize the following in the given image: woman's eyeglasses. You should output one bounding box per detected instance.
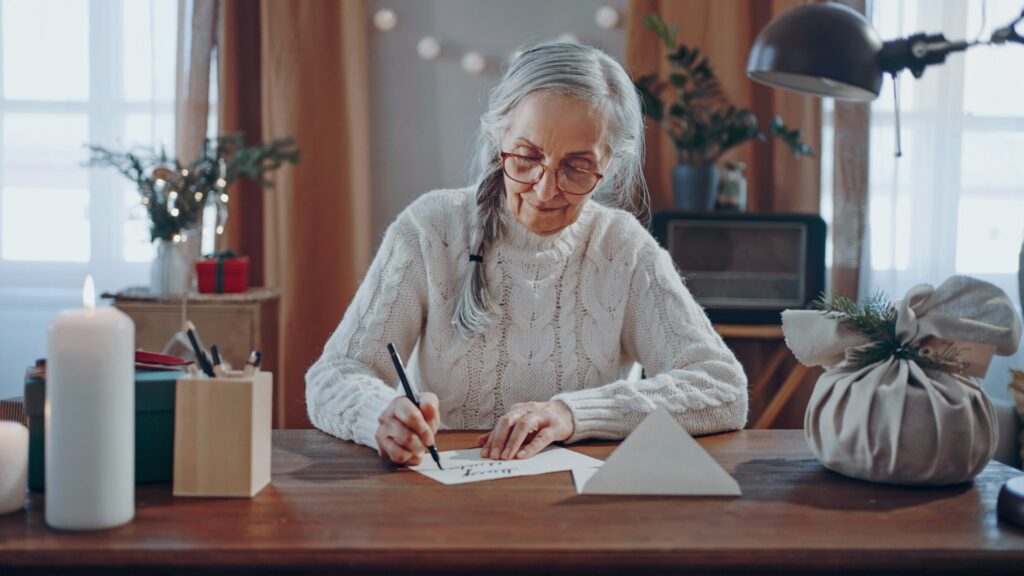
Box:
[500,152,603,196]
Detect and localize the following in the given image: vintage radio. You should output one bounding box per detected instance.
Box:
[652,212,827,325]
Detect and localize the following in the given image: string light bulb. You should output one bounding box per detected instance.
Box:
[168,191,178,200]
[220,193,229,203]
[595,6,621,30]
[216,225,225,235]
[172,234,182,243]
[461,51,486,74]
[194,192,203,201]
[180,169,189,177]
[215,178,227,188]
[417,36,441,60]
[170,208,179,217]
[373,8,397,32]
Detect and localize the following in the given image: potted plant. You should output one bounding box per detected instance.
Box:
[635,14,813,211]
[87,133,299,295]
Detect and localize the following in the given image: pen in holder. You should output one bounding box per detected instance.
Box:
[173,370,272,497]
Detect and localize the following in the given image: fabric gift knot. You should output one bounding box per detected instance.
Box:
[782,275,1023,486]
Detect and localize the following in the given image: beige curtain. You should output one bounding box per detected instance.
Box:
[626,0,821,213]
[219,0,372,428]
[176,0,217,165]
[830,0,870,300]
[218,0,264,287]
[175,0,217,263]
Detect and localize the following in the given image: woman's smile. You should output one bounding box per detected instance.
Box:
[527,201,567,213]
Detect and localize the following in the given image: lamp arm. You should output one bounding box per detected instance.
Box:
[878,33,970,78]
[990,8,1024,45]
[880,7,1024,78]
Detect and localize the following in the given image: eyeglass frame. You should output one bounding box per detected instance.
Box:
[499,151,604,196]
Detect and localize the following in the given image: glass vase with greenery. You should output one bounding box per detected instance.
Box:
[87,133,299,294]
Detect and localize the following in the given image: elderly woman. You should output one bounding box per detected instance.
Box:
[306,43,748,466]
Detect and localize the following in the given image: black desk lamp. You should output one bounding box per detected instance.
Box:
[745,1,1024,529]
[746,3,1024,102]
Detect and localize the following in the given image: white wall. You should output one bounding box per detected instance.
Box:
[366,0,630,241]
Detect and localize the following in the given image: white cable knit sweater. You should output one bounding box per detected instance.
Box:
[306,187,748,449]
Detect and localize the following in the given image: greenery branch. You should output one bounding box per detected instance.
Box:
[87,133,299,242]
[813,292,962,372]
[635,13,814,166]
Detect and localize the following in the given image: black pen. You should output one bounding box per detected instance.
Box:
[185,321,215,377]
[386,342,442,470]
[210,344,225,377]
[242,350,262,377]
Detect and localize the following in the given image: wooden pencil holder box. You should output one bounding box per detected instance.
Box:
[173,371,272,497]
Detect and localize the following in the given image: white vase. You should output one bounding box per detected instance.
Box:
[150,238,192,296]
[1018,240,1023,313]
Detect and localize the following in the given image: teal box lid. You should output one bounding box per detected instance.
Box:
[24,370,183,415]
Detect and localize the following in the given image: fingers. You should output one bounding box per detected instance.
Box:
[376,396,440,466]
[378,436,422,466]
[419,392,441,433]
[516,429,555,459]
[483,411,518,459]
[482,402,575,460]
[502,413,543,460]
[386,419,426,454]
[393,397,435,447]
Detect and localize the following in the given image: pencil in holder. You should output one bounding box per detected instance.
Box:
[173,371,272,497]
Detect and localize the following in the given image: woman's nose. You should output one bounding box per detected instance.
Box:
[533,170,560,201]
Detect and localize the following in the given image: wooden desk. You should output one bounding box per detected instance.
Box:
[2,430,1022,575]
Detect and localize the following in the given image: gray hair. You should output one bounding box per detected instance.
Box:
[452,42,649,339]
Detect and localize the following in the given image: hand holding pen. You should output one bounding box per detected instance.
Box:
[377,343,442,469]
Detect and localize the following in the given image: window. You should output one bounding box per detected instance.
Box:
[821,0,1024,401]
[0,0,193,399]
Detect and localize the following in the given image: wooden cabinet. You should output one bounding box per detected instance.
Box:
[715,323,820,429]
[103,288,279,418]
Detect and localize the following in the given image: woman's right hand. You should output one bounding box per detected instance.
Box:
[375,393,440,466]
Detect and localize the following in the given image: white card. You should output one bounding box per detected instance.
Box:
[408,446,603,485]
[580,407,741,496]
[572,466,601,493]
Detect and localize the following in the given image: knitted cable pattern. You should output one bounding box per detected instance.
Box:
[306,187,748,447]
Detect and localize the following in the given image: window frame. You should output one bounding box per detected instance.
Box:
[0,0,174,295]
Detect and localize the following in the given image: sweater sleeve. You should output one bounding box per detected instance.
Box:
[552,241,748,441]
[305,209,428,451]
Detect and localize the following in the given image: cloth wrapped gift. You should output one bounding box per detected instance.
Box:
[1011,369,1024,467]
[783,276,1022,486]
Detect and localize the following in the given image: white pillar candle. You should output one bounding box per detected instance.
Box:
[0,421,28,514]
[45,275,135,530]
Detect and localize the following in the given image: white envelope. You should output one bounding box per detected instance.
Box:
[578,407,741,496]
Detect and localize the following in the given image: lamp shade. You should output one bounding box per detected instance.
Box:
[747,3,884,101]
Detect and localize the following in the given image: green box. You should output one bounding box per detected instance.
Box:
[24,370,183,491]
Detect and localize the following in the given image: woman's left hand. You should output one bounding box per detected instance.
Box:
[477,400,575,460]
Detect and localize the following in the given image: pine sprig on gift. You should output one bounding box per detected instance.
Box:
[813,292,960,372]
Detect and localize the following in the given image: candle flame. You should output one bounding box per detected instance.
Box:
[83,275,96,310]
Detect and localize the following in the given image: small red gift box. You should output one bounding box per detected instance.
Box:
[196,253,250,294]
